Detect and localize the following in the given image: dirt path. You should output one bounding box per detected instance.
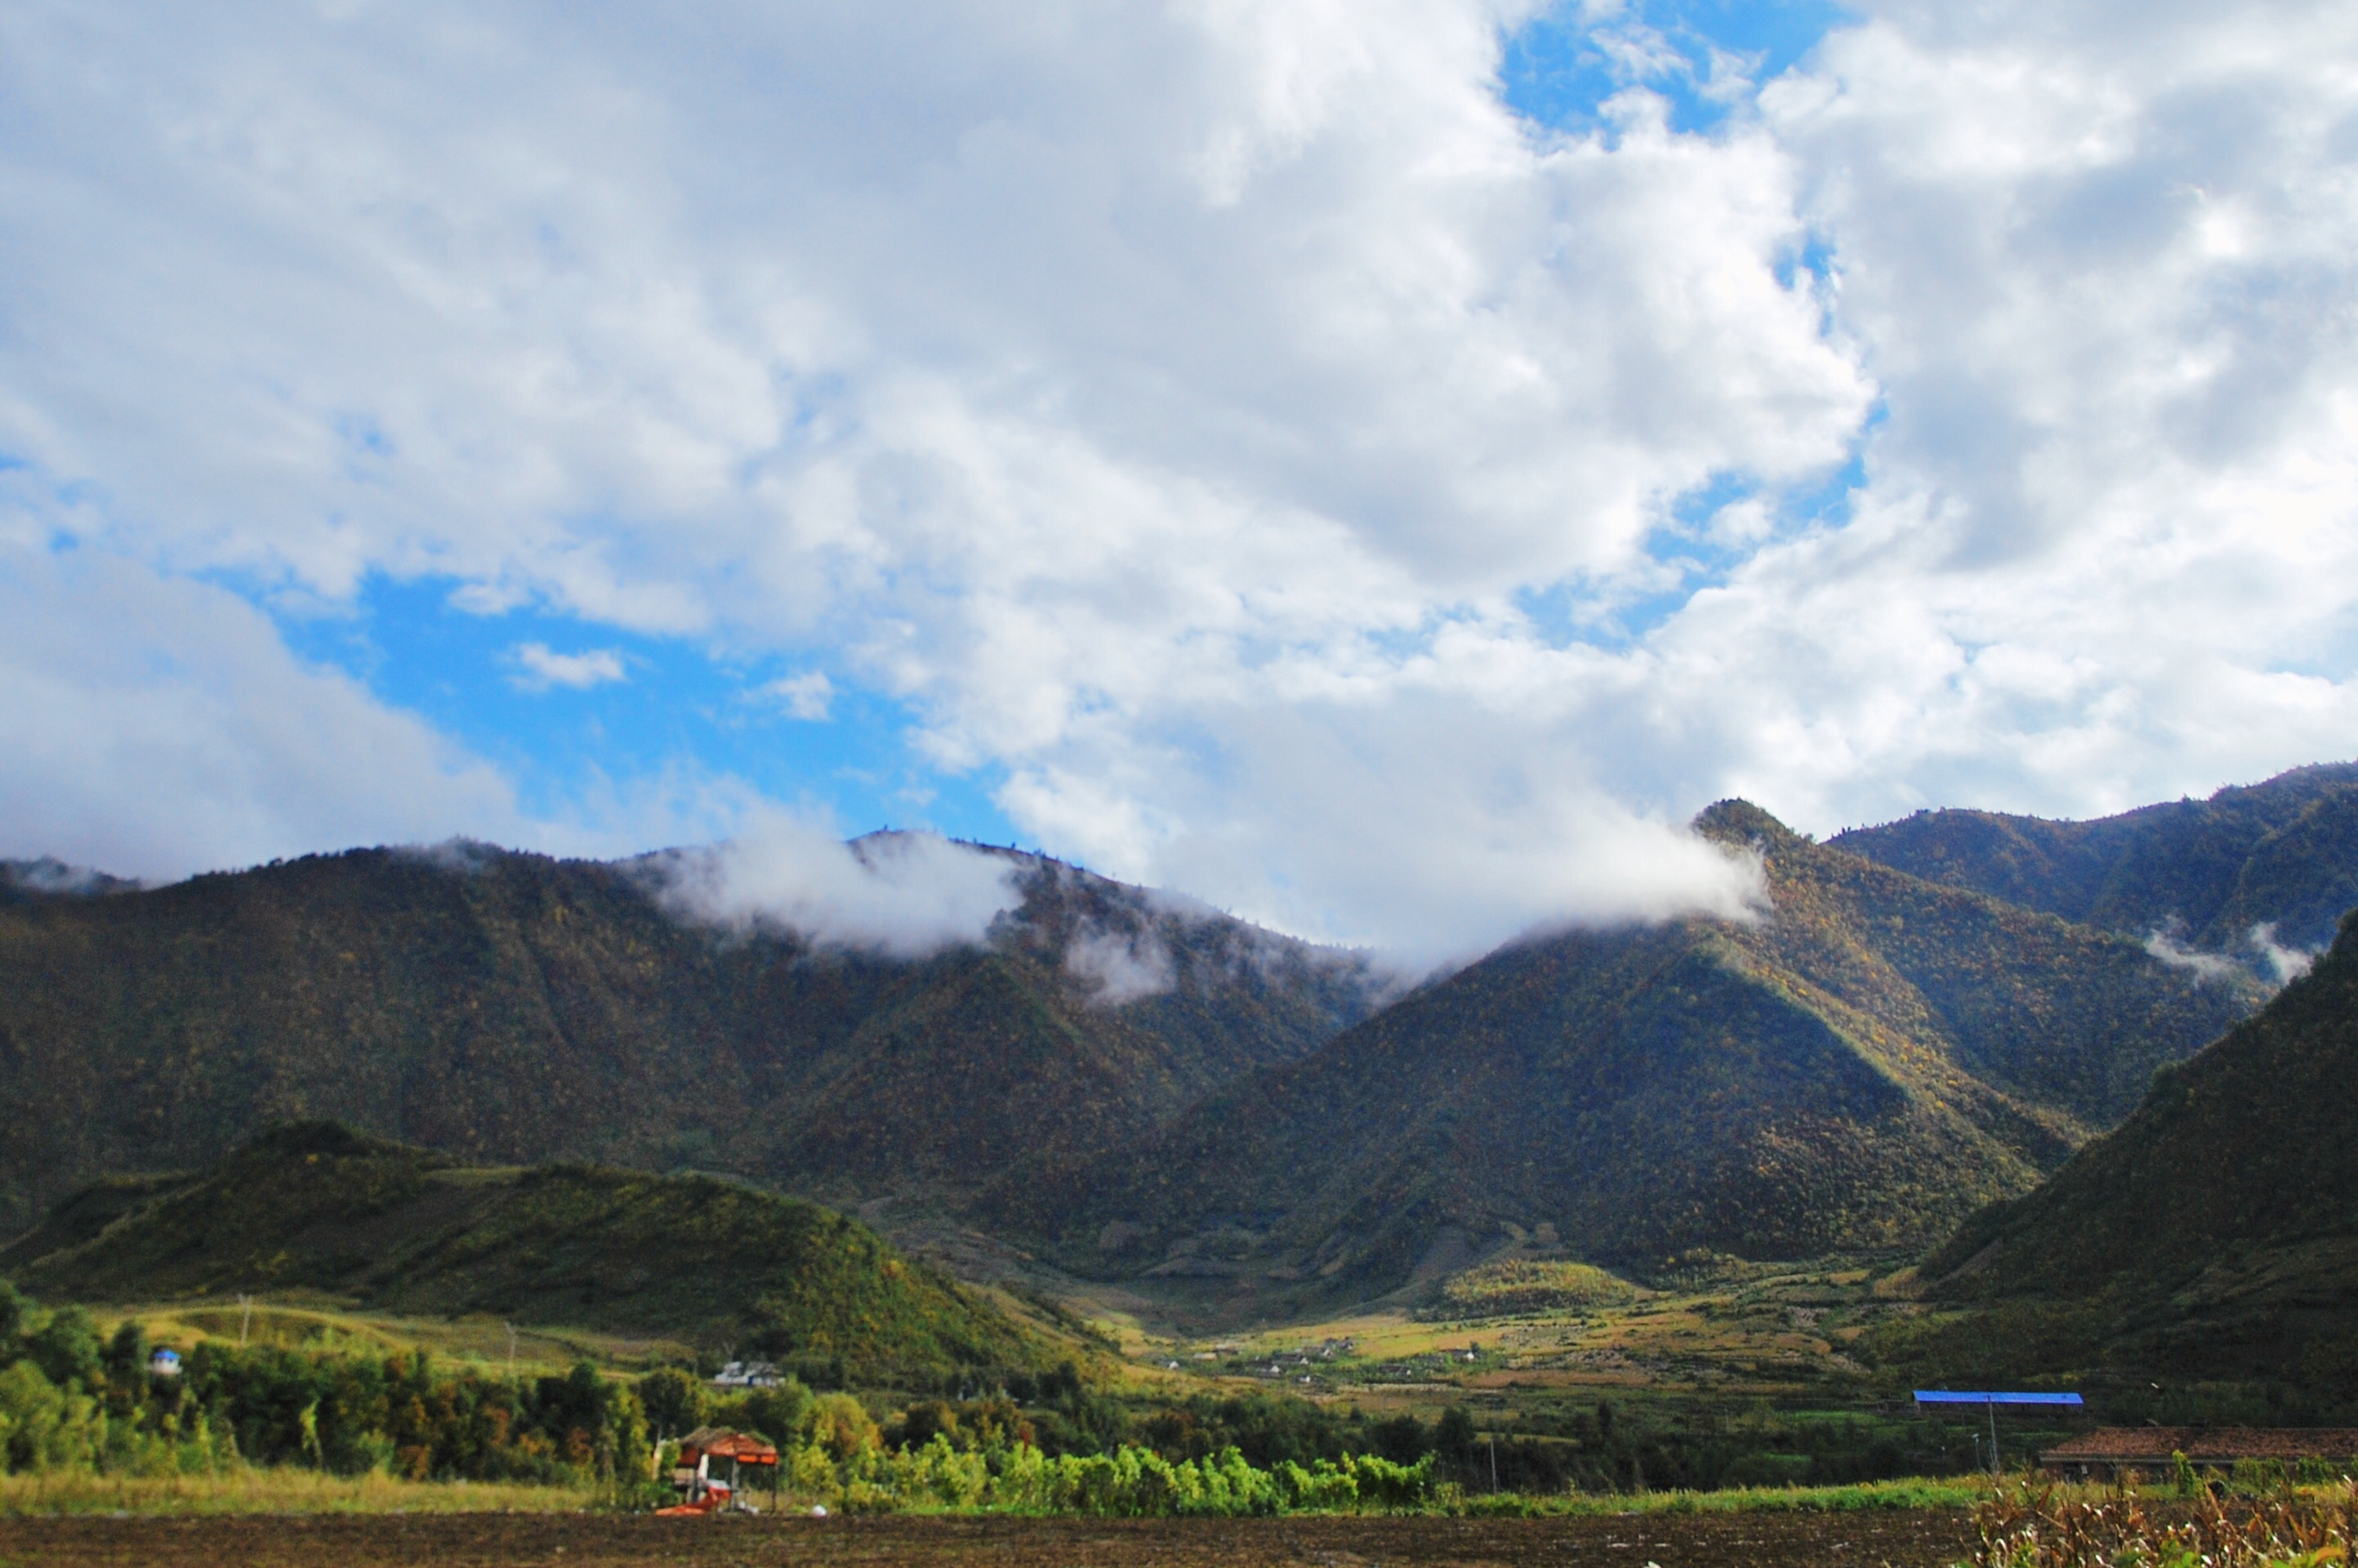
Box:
[0,1508,1976,1567]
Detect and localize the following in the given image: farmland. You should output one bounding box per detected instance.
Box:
[0,1506,1981,1567]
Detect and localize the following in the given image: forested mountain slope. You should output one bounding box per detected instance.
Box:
[1067,804,2258,1301]
[0,840,1384,1235]
[0,857,141,902]
[0,1123,1048,1377]
[1907,909,2358,1385]
[1830,762,2358,964]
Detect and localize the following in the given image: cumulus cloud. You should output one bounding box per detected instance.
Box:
[0,533,526,881]
[651,810,1020,956]
[1698,0,2358,828]
[510,643,626,691]
[0,0,2353,953]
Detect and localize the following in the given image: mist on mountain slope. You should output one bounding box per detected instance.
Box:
[645,809,1023,959]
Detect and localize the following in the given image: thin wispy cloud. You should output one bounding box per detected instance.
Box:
[509,644,627,693]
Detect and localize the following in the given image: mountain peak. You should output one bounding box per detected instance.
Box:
[1692,799,1803,849]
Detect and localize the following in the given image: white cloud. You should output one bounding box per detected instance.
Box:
[649,809,1019,957]
[756,670,833,722]
[510,642,626,691]
[0,533,525,881]
[2249,921,2320,986]
[1660,0,2358,830]
[2143,927,2242,984]
[0,0,2352,953]
[1065,923,1179,1006]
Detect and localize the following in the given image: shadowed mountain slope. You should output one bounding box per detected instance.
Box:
[1901,910,2358,1386]
[0,841,1384,1236]
[1068,804,2258,1298]
[0,1123,1049,1375]
[1830,762,2358,968]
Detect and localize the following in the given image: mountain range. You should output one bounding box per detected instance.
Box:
[0,841,1382,1239]
[1056,799,2256,1302]
[1831,762,2358,973]
[5,762,2356,1334]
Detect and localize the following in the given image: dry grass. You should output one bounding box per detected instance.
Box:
[0,1468,604,1517]
[1967,1477,2358,1566]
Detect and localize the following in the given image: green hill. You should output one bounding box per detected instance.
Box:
[1830,762,2358,966]
[1066,804,2258,1299]
[0,841,1382,1236]
[0,1123,1047,1379]
[1902,909,2358,1388]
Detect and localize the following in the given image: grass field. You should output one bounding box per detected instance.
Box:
[1099,1257,1910,1417]
[1069,1253,2086,1490]
[95,1249,1952,1410]
[114,1298,695,1376]
[0,1470,603,1516]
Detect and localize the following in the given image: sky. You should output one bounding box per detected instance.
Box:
[2,0,2356,962]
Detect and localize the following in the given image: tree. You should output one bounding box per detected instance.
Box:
[1435,1404,1477,1464]
[637,1368,707,1438]
[898,1399,960,1450]
[736,1380,812,1447]
[27,1305,100,1391]
[1370,1412,1430,1464]
[104,1319,148,1385]
[808,1392,880,1460]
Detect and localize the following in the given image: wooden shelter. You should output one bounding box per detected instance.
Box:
[659,1426,780,1514]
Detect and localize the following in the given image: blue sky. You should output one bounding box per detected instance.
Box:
[277,574,1028,850]
[3,0,2355,955]
[1500,0,1852,135]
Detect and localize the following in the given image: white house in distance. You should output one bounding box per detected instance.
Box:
[711,1360,785,1389]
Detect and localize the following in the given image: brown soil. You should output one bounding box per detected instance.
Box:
[0,1508,1974,1567]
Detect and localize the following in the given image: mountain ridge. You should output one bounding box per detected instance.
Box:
[1830,761,2358,972]
[0,840,1385,1236]
[1892,906,2358,1388]
[1053,800,2257,1302]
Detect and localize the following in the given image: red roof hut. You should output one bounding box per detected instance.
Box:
[658,1426,781,1514]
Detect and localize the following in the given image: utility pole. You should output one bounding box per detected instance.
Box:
[1489,1436,1499,1494]
[238,1294,252,1347]
[1988,1396,2001,1479]
[506,1321,518,1379]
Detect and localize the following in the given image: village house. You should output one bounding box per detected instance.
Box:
[709,1360,787,1389]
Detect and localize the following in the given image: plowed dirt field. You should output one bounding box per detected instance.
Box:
[0,1508,1974,1567]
